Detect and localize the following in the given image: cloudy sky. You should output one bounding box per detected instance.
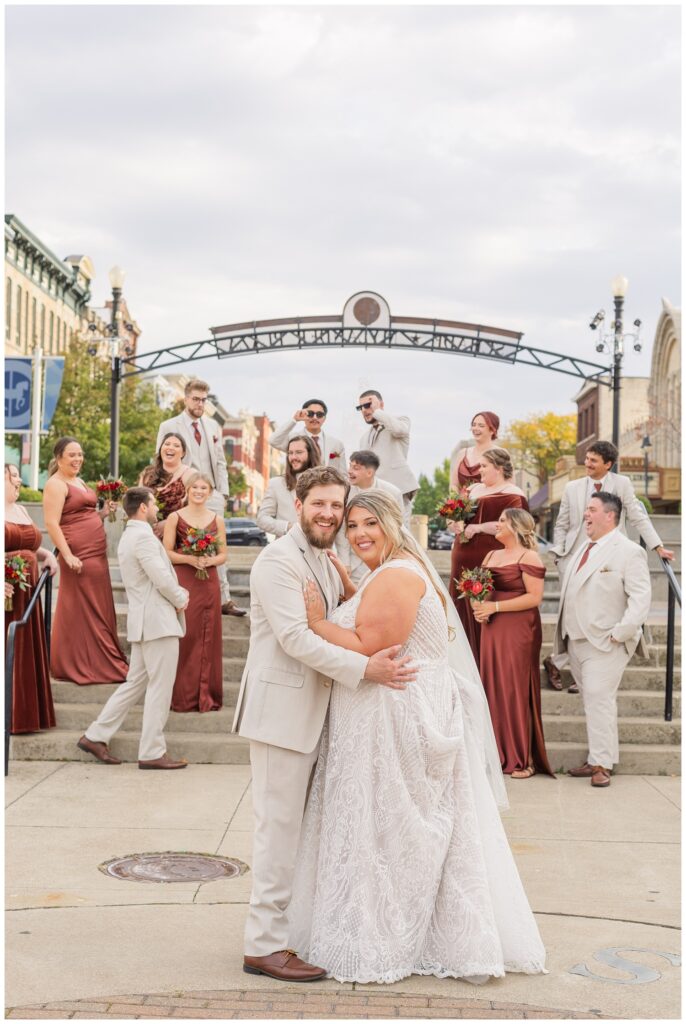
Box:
[5,3,681,476]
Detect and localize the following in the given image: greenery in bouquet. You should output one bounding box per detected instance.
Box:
[181,526,221,580]
[5,554,31,611]
[436,487,478,543]
[455,566,495,603]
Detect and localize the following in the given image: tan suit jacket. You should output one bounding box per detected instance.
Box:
[269,419,346,470]
[156,412,229,496]
[232,523,368,753]
[255,476,297,538]
[118,521,188,641]
[554,531,651,660]
[359,409,418,495]
[551,474,662,564]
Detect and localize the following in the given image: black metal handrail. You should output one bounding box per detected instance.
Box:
[659,557,681,723]
[5,566,53,776]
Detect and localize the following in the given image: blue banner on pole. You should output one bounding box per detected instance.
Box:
[42,357,65,431]
[4,359,33,430]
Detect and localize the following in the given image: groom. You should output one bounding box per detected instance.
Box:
[232,465,416,982]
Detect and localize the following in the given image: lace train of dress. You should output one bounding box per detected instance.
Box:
[288,558,546,984]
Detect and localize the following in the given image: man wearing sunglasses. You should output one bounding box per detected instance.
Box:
[357,390,418,524]
[270,399,346,469]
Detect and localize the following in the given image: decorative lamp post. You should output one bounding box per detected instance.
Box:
[641,434,652,499]
[588,275,642,471]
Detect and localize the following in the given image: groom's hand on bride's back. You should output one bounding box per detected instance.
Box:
[365,646,416,690]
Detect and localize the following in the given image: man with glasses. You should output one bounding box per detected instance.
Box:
[356,390,418,524]
[269,399,346,469]
[155,378,246,617]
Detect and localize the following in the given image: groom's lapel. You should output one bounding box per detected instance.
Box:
[290,524,330,615]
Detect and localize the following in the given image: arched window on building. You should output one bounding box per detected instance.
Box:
[5,278,12,341]
[40,304,46,347]
[15,285,22,347]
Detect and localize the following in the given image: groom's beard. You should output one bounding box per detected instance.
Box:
[300,510,342,550]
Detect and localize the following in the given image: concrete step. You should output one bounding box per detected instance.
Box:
[541,715,680,746]
[540,642,680,667]
[50,662,246,703]
[113,610,251,637]
[115,634,250,659]
[10,729,250,765]
[553,665,680,691]
[545,741,681,776]
[110,581,251,608]
[54,701,240,734]
[541,688,681,718]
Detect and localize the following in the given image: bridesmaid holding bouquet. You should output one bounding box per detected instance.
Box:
[472,508,553,779]
[164,472,227,712]
[448,447,528,662]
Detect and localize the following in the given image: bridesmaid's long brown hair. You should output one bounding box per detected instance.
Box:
[141,432,188,489]
[47,436,81,477]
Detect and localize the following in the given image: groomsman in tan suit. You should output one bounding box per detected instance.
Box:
[256,436,319,538]
[233,466,416,982]
[553,491,651,788]
[270,398,346,470]
[77,488,190,769]
[357,389,418,524]
[545,440,672,692]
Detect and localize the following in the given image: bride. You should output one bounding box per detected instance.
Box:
[288,489,547,985]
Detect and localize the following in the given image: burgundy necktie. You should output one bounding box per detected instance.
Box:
[191,421,202,446]
[311,435,321,454]
[576,541,597,573]
[594,482,602,492]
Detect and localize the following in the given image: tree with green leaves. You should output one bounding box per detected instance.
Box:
[412,457,451,530]
[503,412,577,485]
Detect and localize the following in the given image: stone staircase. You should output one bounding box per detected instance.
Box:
[9,548,681,774]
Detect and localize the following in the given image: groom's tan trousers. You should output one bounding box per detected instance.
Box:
[244,739,320,957]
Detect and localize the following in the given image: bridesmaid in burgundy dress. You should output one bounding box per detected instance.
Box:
[451,410,500,488]
[139,432,195,539]
[43,437,128,685]
[4,464,57,733]
[472,508,553,779]
[164,472,227,712]
[448,447,528,663]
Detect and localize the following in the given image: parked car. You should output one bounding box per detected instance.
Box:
[224,518,269,546]
[428,529,455,551]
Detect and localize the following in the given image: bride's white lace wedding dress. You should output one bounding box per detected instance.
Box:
[288,558,547,985]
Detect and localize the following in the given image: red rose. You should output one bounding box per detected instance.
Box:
[461,580,473,592]
[329,452,338,460]
[471,582,483,595]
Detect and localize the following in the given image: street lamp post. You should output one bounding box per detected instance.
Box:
[641,434,652,499]
[108,266,125,478]
[589,275,642,473]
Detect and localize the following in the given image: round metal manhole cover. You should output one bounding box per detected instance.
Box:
[353,296,381,325]
[99,852,249,884]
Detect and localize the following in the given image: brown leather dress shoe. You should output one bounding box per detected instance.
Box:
[138,755,188,770]
[77,735,122,765]
[243,950,327,982]
[591,765,611,787]
[222,601,247,617]
[568,761,594,777]
[543,656,563,691]
[568,682,579,694]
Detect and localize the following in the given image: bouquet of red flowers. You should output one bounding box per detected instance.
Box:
[436,487,478,543]
[455,566,494,603]
[181,526,221,579]
[96,478,127,523]
[5,554,31,612]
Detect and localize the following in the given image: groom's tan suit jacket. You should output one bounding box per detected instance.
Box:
[231,523,368,753]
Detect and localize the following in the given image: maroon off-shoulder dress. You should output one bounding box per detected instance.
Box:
[171,516,223,712]
[50,483,128,684]
[449,490,528,663]
[479,560,553,776]
[5,522,56,733]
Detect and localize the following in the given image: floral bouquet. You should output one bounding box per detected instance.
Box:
[96,478,127,523]
[5,555,31,612]
[436,487,478,543]
[455,566,494,603]
[181,526,221,580]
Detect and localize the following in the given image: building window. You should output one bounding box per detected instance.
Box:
[24,291,29,352]
[5,278,11,340]
[40,304,46,347]
[15,285,22,346]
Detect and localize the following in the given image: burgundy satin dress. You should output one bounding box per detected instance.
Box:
[151,477,187,540]
[50,483,128,684]
[455,453,482,487]
[5,522,56,733]
[171,516,223,713]
[449,490,528,663]
[478,559,553,776]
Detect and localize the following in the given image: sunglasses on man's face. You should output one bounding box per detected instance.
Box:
[356,401,373,411]
[305,410,326,419]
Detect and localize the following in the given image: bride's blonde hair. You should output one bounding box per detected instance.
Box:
[345,490,448,618]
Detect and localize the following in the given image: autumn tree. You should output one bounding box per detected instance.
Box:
[503,412,577,485]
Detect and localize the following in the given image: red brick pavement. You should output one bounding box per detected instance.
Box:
[5,989,616,1019]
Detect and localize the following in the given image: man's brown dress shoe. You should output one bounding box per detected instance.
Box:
[243,950,327,982]
[77,735,122,765]
[543,656,563,691]
[568,682,579,694]
[222,601,247,617]
[591,765,611,787]
[568,761,594,777]
[138,755,188,770]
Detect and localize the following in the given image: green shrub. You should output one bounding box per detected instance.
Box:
[19,486,43,503]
